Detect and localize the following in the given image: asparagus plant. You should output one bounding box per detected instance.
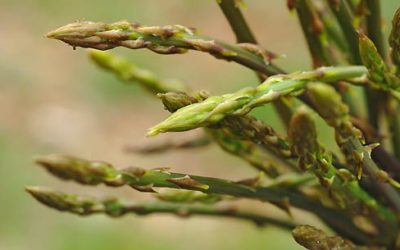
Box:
[28,1,400,249]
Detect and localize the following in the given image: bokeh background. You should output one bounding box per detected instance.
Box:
[1,1,398,249]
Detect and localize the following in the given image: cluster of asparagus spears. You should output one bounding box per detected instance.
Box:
[28,0,400,249]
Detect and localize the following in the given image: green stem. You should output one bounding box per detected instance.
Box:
[89,50,186,94]
[365,0,386,60]
[288,109,397,245]
[47,21,279,76]
[364,0,387,131]
[121,168,368,243]
[216,0,293,127]
[34,154,371,244]
[328,0,383,131]
[159,91,294,176]
[294,0,361,118]
[218,116,293,158]
[388,100,400,160]
[307,83,400,213]
[317,5,349,53]
[148,66,367,135]
[217,0,257,43]
[328,0,362,64]
[295,0,335,67]
[26,186,296,229]
[365,0,400,161]
[206,128,283,177]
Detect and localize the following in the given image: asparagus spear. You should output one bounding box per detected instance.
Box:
[147,66,367,136]
[158,91,293,176]
[26,186,295,228]
[32,154,373,244]
[89,50,185,94]
[389,8,400,72]
[306,82,400,213]
[292,225,362,250]
[358,33,400,98]
[87,49,293,176]
[217,0,292,127]
[288,108,396,241]
[47,21,278,76]
[291,0,336,67]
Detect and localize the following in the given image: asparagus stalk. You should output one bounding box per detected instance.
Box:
[315,3,349,54]
[206,128,283,177]
[147,66,367,136]
[327,0,385,132]
[158,91,296,175]
[84,21,294,164]
[89,50,185,94]
[88,50,294,176]
[327,0,361,64]
[306,83,400,213]
[291,0,364,120]
[288,108,397,241]
[359,32,400,162]
[292,225,362,250]
[364,0,388,130]
[217,0,293,127]
[161,91,294,159]
[364,0,386,60]
[216,0,257,44]
[390,8,400,72]
[217,116,292,158]
[154,189,221,204]
[216,0,285,75]
[358,33,400,98]
[47,21,279,76]
[89,50,276,169]
[386,8,400,164]
[291,0,335,67]
[26,186,295,229]
[32,154,373,244]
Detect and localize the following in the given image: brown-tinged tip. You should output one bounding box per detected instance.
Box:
[46,21,107,39]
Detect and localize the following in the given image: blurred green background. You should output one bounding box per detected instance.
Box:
[0,1,398,249]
